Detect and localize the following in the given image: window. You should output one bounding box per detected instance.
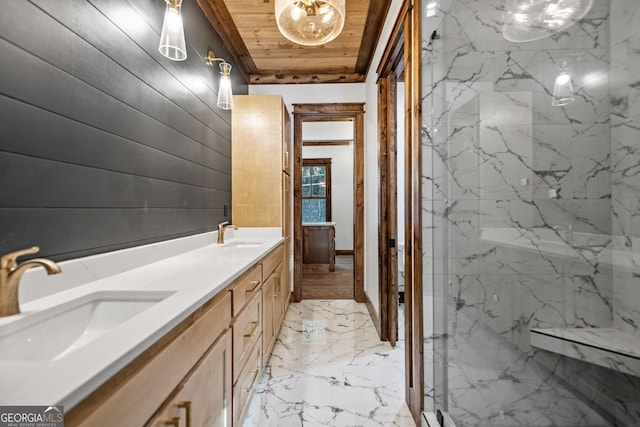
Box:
[302,158,332,223]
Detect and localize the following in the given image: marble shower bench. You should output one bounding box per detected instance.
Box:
[531,328,640,377]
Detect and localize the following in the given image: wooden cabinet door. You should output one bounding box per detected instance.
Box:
[262,274,276,364]
[149,330,232,427]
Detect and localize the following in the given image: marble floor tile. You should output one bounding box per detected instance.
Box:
[243,300,415,427]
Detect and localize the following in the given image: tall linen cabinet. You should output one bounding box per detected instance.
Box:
[231,95,292,359]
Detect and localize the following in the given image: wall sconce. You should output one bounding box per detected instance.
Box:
[552,62,574,107]
[207,51,233,110]
[159,0,187,61]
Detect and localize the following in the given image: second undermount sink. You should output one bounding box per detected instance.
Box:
[222,241,265,248]
[0,290,174,361]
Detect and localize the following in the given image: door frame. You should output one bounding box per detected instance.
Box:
[376,0,424,422]
[292,103,365,303]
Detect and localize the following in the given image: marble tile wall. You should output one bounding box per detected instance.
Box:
[422,0,640,425]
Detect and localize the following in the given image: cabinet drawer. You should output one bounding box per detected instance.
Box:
[262,244,283,281]
[232,293,261,382]
[231,264,262,316]
[233,337,262,427]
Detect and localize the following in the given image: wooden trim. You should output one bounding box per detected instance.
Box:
[355,0,394,75]
[377,77,390,343]
[293,103,365,303]
[303,140,352,146]
[376,1,410,77]
[335,249,354,256]
[293,112,304,302]
[407,0,424,421]
[193,0,253,83]
[353,109,365,303]
[375,0,423,423]
[250,73,366,85]
[302,158,332,222]
[365,292,382,339]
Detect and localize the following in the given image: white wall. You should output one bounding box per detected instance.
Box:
[249,84,365,111]
[303,121,354,140]
[303,143,354,250]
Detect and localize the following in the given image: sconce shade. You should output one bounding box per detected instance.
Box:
[275,0,345,46]
[552,70,574,106]
[217,62,233,110]
[159,0,187,61]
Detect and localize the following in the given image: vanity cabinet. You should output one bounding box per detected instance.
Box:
[261,245,286,363]
[66,292,233,427]
[65,244,286,427]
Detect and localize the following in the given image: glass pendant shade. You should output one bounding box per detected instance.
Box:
[217,62,233,110]
[159,0,187,61]
[275,0,346,46]
[502,0,593,42]
[552,70,574,106]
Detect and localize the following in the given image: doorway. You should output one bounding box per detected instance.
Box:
[292,103,365,303]
[377,0,423,423]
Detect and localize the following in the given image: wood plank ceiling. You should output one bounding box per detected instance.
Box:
[195,0,393,84]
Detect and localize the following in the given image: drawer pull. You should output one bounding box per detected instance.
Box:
[273,274,280,296]
[243,321,259,339]
[164,417,180,427]
[245,280,260,293]
[178,401,191,427]
[242,368,260,393]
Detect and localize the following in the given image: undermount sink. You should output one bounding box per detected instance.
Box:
[222,241,264,248]
[0,290,174,361]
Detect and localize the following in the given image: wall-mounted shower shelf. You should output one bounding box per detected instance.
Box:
[531,328,640,377]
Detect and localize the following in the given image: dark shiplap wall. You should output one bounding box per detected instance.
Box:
[0,0,246,261]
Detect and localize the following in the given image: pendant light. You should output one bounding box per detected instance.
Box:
[552,62,574,106]
[502,0,593,42]
[159,0,187,61]
[208,51,234,110]
[275,0,346,46]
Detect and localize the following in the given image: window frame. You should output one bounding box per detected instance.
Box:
[302,158,332,222]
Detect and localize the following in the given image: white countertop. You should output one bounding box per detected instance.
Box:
[0,228,283,408]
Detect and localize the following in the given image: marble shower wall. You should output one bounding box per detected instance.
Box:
[610,0,640,339]
[422,0,640,425]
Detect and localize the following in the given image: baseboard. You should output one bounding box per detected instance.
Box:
[365,292,382,339]
[335,249,354,256]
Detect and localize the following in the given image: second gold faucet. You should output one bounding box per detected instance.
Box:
[217,221,238,244]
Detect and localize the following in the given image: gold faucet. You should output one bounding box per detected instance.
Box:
[0,246,61,317]
[217,221,238,244]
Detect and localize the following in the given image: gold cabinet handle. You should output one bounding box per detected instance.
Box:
[242,368,260,393]
[243,321,259,339]
[178,401,191,427]
[164,417,180,427]
[245,280,260,293]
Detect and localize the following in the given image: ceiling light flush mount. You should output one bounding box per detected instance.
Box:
[502,0,593,42]
[159,0,187,61]
[275,0,346,46]
[207,51,234,110]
